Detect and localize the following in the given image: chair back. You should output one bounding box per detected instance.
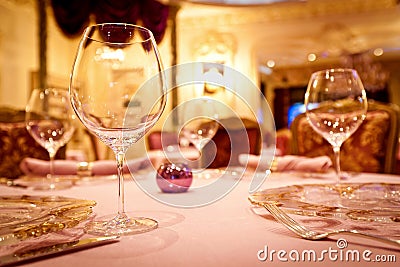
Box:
[146,131,180,150]
[202,117,262,168]
[290,100,400,173]
[0,107,66,178]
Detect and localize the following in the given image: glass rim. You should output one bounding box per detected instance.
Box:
[312,68,358,76]
[83,23,155,45]
[32,87,68,91]
[31,88,69,97]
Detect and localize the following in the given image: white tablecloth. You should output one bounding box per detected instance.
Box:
[2,171,400,267]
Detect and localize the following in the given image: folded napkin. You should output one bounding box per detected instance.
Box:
[19,157,152,177]
[275,155,332,172]
[20,146,201,177]
[240,154,332,173]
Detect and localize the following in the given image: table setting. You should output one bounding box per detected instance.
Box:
[1,167,400,266]
[2,149,400,266]
[1,22,400,267]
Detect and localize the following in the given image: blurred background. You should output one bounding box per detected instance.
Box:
[1,0,400,160]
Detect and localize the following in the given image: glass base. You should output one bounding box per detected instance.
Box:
[339,171,359,180]
[32,180,73,191]
[84,213,158,236]
[191,168,221,179]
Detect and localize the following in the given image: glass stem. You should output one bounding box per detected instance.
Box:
[198,148,203,169]
[49,153,56,177]
[116,151,126,216]
[48,150,56,188]
[333,146,341,183]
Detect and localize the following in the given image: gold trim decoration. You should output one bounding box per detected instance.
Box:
[77,162,93,177]
[0,195,96,243]
[249,182,400,223]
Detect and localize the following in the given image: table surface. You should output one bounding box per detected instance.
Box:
[2,170,400,267]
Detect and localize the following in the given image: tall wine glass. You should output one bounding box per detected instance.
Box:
[305,68,367,183]
[179,97,219,169]
[25,88,76,190]
[69,23,166,236]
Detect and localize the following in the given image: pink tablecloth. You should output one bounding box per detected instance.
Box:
[3,170,400,267]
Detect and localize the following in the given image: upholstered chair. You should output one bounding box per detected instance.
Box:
[290,100,400,173]
[146,118,262,169]
[202,117,262,168]
[146,131,180,150]
[0,107,66,178]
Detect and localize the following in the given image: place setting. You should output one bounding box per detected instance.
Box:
[247,68,400,249]
[0,194,102,266]
[4,0,400,266]
[0,22,168,265]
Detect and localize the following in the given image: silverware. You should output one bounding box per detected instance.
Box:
[260,201,400,248]
[0,235,119,266]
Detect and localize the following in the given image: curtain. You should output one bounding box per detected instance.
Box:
[50,0,169,43]
[51,0,93,37]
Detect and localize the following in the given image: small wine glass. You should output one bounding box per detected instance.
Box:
[70,23,166,236]
[179,97,219,169]
[305,68,368,183]
[25,88,76,190]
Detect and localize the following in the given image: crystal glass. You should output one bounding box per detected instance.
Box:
[25,88,76,190]
[69,23,167,236]
[305,68,368,183]
[179,97,219,169]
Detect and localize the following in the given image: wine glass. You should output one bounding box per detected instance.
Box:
[69,23,167,236]
[304,68,368,183]
[179,97,219,169]
[25,88,76,190]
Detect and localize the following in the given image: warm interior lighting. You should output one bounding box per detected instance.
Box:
[266,60,275,68]
[203,66,225,94]
[307,53,316,62]
[191,32,236,99]
[373,48,384,57]
[95,47,125,66]
[193,31,236,66]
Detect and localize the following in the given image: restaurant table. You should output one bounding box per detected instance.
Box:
[2,170,400,267]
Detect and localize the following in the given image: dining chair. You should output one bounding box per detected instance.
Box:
[146,131,180,150]
[290,100,400,174]
[0,106,66,178]
[202,117,262,168]
[276,128,291,156]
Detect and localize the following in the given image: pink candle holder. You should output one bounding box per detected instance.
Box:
[156,163,193,193]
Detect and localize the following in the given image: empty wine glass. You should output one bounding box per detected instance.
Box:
[25,88,76,190]
[179,97,219,169]
[70,23,167,236]
[305,68,368,183]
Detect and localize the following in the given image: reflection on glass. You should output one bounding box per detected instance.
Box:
[179,97,219,169]
[69,23,167,236]
[305,68,367,183]
[26,88,75,190]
